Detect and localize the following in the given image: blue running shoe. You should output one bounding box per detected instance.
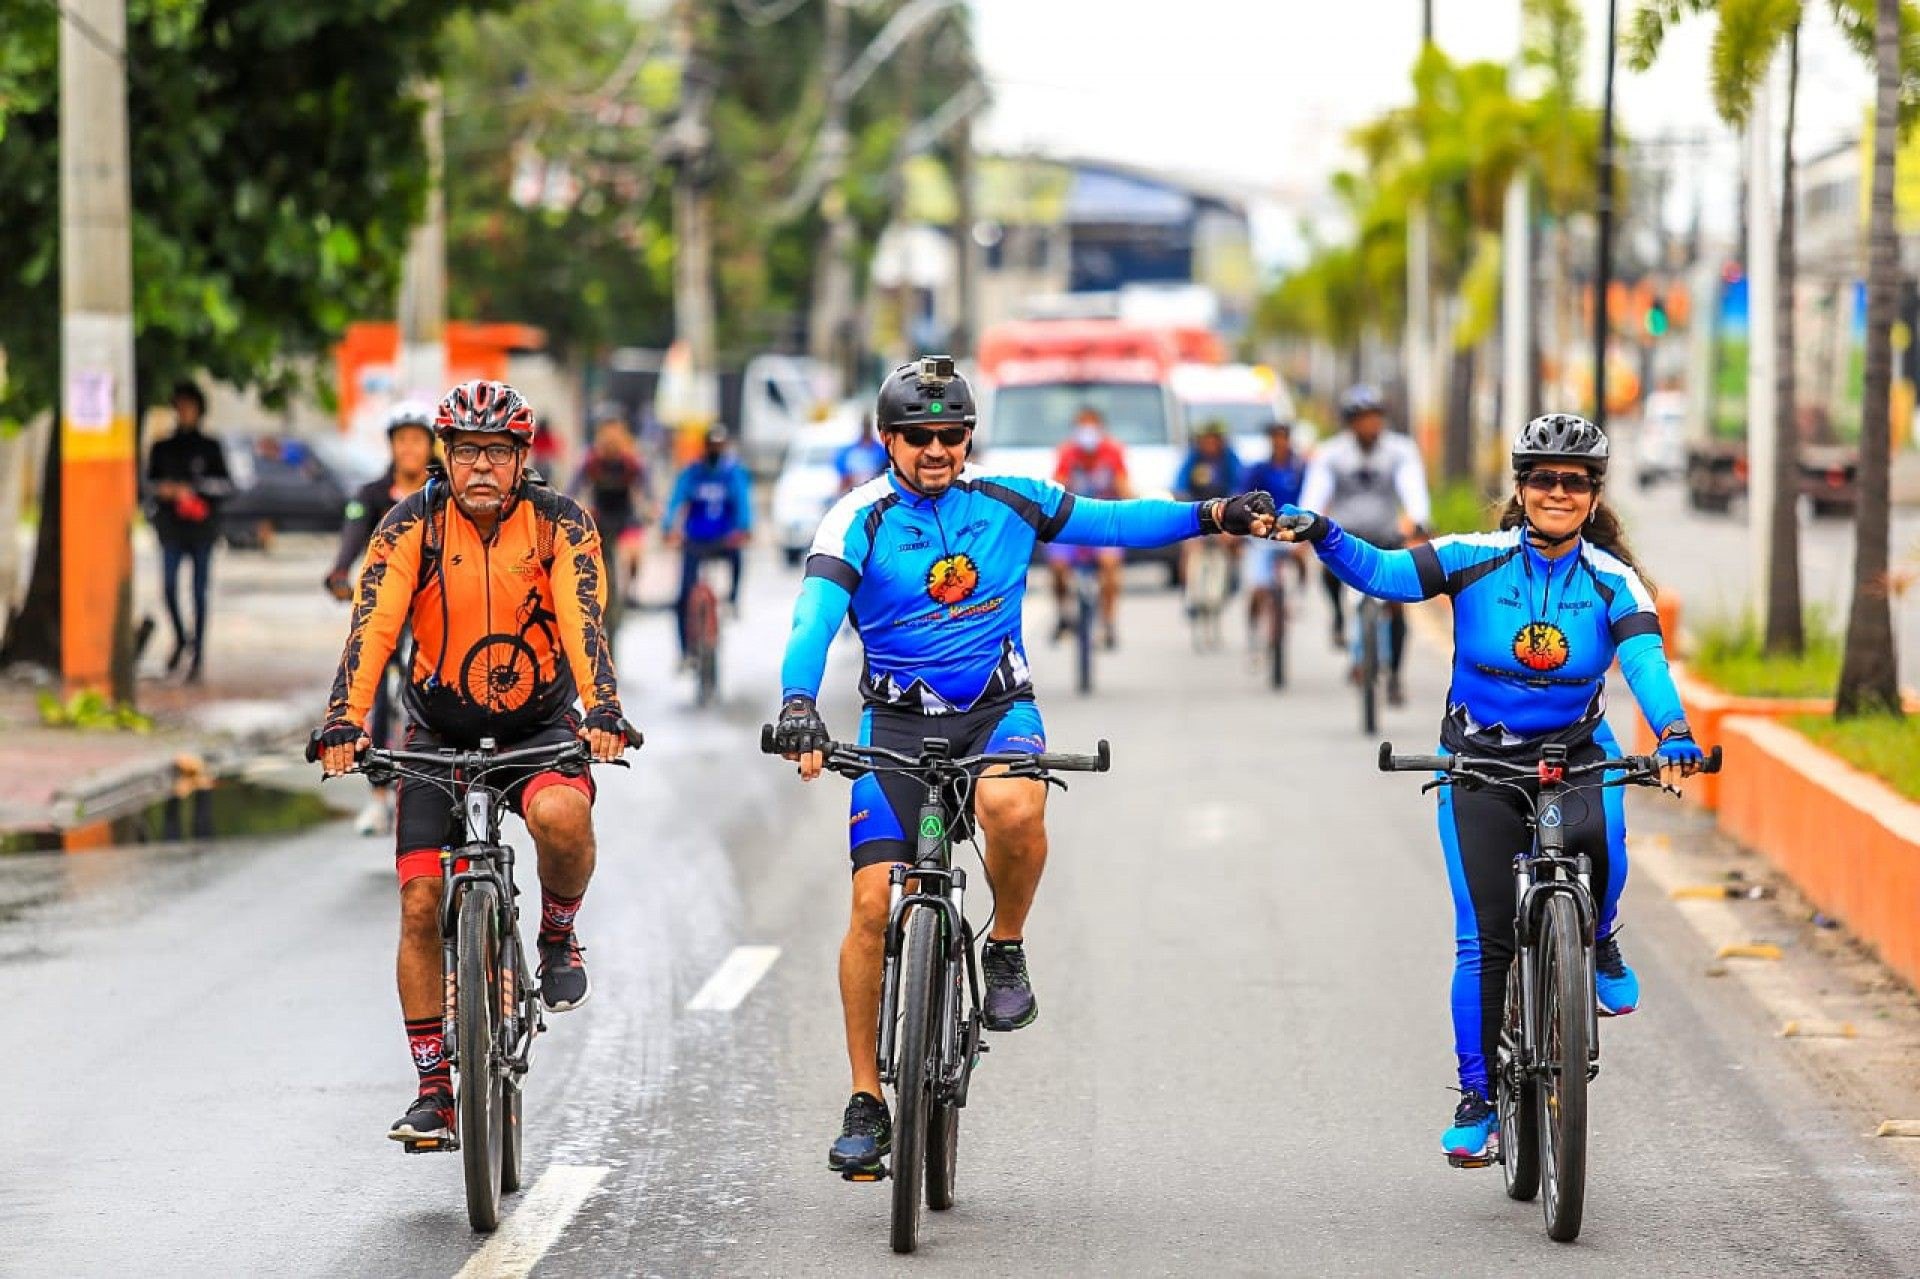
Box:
[1442,1090,1498,1165]
[828,1092,891,1178]
[1595,929,1640,1016]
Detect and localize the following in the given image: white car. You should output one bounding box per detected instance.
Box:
[1636,391,1688,488]
[1171,362,1298,469]
[771,417,862,566]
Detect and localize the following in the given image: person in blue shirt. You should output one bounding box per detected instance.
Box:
[663,426,754,665]
[1242,419,1308,642]
[1276,412,1707,1167]
[833,414,889,493]
[770,356,1278,1179]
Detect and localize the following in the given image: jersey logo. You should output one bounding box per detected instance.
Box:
[926,553,979,606]
[1513,622,1571,673]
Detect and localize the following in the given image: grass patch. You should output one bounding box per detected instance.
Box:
[1430,480,1500,537]
[1788,713,1920,802]
[1688,611,1843,698]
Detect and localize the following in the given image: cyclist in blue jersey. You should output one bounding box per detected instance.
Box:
[1276,413,1706,1166]
[663,426,753,666]
[834,414,889,493]
[1242,419,1307,642]
[771,356,1278,1178]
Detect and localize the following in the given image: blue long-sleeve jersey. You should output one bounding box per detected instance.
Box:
[782,470,1204,712]
[663,458,753,543]
[1314,521,1686,754]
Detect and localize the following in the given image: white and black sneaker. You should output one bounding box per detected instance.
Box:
[389,1090,454,1143]
[538,934,592,1011]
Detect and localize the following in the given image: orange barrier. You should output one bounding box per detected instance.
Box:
[1715,715,1920,992]
[1625,668,1834,810]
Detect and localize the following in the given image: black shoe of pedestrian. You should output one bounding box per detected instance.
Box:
[537,933,591,1011]
[166,637,189,674]
[981,939,1037,1031]
[389,1089,455,1144]
[828,1091,892,1178]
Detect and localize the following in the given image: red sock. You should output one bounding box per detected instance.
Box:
[540,888,583,944]
[405,1016,451,1096]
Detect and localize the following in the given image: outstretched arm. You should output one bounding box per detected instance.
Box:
[780,572,852,701]
[1311,521,1436,603]
[1050,495,1202,548]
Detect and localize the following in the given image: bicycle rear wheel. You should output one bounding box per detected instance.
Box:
[1267,584,1287,689]
[1498,956,1540,1201]
[890,908,939,1253]
[1074,576,1096,695]
[457,884,505,1232]
[1358,602,1379,734]
[500,944,530,1194]
[1537,893,1590,1242]
[689,585,720,706]
[925,946,964,1211]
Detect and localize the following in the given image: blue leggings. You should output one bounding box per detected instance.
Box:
[1435,729,1628,1095]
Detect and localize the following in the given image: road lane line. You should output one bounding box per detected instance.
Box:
[686,944,781,1011]
[454,1164,608,1279]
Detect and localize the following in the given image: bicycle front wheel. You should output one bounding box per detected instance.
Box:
[1537,893,1590,1242]
[890,908,939,1254]
[925,948,964,1211]
[457,884,505,1232]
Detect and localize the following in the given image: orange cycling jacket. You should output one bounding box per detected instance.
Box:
[325,482,619,743]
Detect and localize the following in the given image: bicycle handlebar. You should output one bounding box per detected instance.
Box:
[308,718,643,773]
[759,724,1111,778]
[1376,740,1722,780]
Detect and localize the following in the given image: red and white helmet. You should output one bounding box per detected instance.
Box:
[435,380,535,442]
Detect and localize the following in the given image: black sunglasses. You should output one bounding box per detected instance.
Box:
[1520,469,1600,495]
[894,425,971,448]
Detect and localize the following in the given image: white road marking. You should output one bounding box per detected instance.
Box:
[454,1164,609,1279]
[686,944,782,1011]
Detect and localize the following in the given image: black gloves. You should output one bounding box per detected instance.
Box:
[773,695,830,756]
[1200,490,1277,535]
[306,720,364,763]
[581,703,635,743]
[1275,504,1333,544]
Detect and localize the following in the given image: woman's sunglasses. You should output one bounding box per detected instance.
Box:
[1520,469,1599,496]
[895,425,972,448]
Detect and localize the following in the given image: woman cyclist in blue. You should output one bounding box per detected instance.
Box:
[1277,413,1706,1164]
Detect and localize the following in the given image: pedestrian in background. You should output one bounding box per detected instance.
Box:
[145,380,232,683]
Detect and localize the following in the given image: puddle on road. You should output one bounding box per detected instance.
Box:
[0,780,340,853]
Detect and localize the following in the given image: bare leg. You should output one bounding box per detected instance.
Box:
[841,861,896,1097]
[975,771,1050,941]
[397,877,444,1020]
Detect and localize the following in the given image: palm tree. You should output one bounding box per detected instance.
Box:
[1837,0,1907,716]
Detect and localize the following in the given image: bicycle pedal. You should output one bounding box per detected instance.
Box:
[402,1135,459,1155]
[841,1166,889,1183]
[1446,1152,1495,1169]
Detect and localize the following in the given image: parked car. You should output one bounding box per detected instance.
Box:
[1684,438,1859,517]
[220,434,387,549]
[1634,391,1687,488]
[771,414,862,566]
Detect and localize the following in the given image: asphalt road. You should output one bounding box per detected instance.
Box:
[5,545,1919,1277]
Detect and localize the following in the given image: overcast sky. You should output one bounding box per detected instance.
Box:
[970,0,1876,266]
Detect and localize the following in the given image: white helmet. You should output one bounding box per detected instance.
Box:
[384,399,435,437]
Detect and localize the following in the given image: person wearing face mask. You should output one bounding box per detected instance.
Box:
[1045,406,1134,647]
[1275,412,1706,1168]
[770,357,1280,1180]
[664,425,754,669]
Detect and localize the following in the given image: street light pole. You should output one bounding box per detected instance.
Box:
[1593,0,1618,432]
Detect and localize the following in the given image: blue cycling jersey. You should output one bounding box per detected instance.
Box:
[782,470,1204,712]
[1245,458,1305,509]
[1174,448,1244,502]
[834,439,889,488]
[664,459,753,543]
[1313,522,1685,754]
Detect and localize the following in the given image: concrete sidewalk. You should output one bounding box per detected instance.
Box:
[0,533,347,834]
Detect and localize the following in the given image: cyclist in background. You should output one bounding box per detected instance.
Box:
[834,413,889,494]
[664,426,753,668]
[1277,412,1705,1164]
[1299,384,1432,706]
[324,400,438,836]
[1243,419,1308,644]
[1045,406,1133,648]
[1174,419,1245,611]
[572,404,654,610]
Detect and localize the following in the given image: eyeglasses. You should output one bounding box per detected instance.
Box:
[895,425,971,448]
[1520,469,1599,496]
[448,442,522,466]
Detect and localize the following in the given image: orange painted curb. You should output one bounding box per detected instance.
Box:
[1625,668,1833,811]
[1716,714,1920,992]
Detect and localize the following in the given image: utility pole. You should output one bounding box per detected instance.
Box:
[1406,0,1436,461]
[1746,61,1780,625]
[1502,175,1531,474]
[668,0,717,427]
[59,0,138,702]
[1593,0,1618,432]
[951,109,977,357]
[809,0,858,386]
[397,82,448,402]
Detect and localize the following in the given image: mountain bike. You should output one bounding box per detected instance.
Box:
[313,728,641,1232]
[1183,536,1233,652]
[1251,550,1296,690]
[681,546,733,707]
[1378,740,1722,1242]
[1350,593,1393,733]
[760,726,1111,1254]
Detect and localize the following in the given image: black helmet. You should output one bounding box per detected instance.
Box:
[1513,412,1608,475]
[1339,384,1385,421]
[875,355,977,431]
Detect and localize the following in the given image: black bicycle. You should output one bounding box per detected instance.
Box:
[1378,740,1721,1242]
[760,726,1111,1254]
[314,729,640,1232]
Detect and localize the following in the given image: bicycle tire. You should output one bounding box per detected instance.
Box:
[1498,956,1540,1201]
[697,644,719,707]
[1538,893,1590,1242]
[1075,579,1095,695]
[1267,585,1287,689]
[925,950,963,1211]
[457,884,505,1232]
[500,941,528,1194]
[890,908,939,1254]
[1359,602,1379,734]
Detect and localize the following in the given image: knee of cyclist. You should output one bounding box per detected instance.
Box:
[399,879,443,938]
[974,786,1044,842]
[849,876,892,933]
[525,785,592,847]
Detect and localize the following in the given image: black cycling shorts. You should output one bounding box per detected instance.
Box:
[394,715,595,884]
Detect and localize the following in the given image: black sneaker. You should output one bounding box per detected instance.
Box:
[981,939,1037,1031]
[389,1089,454,1143]
[537,934,591,1011]
[828,1091,892,1176]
